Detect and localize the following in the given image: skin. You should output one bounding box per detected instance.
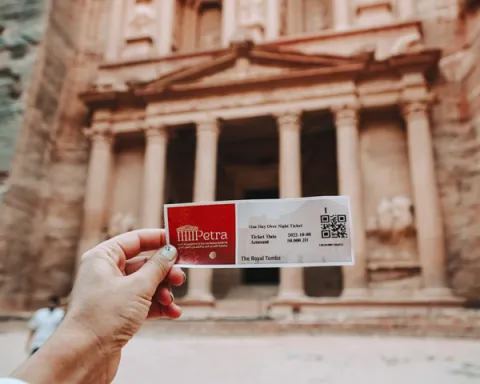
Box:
[11,229,185,384]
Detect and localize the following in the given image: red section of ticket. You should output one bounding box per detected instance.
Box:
[164,196,354,268]
[166,203,236,265]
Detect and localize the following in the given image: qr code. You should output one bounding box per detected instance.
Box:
[320,214,348,238]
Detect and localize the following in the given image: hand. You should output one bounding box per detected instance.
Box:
[12,229,185,384]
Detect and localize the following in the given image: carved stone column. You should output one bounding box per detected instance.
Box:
[222,0,237,46]
[105,0,126,60]
[402,101,452,298]
[265,0,281,40]
[333,105,369,298]
[185,118,220,304]
[142,124,168,228]
[276,111,306,300]
[156,0,175,55]
[77,126,113,261]
[334,0,350,31]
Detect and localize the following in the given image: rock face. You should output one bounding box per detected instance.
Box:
[0,0,108,309]
[418,0,480,299]
[0,0,47,309]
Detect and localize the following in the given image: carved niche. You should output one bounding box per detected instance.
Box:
[366,195,420,294]
[197,1,222,50]
[173,0,223,53]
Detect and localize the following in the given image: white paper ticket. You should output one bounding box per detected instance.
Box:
[164,196,354,268]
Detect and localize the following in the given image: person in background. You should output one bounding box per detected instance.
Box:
[1,229,184,384]
[26,296,65,356]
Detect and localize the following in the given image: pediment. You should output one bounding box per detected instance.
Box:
[134,42,372,95]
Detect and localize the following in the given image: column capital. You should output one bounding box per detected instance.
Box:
[196,118,220,135]
[401,100,430,121]
[275,110,302,132]
[83,125,113,144]
[332,104,359,126]
[143,123,168,139]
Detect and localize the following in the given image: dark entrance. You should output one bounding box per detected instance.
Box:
[242,188,280,285]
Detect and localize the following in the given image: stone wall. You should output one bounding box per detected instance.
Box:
[0,0,109,309]
[419,0,480,299]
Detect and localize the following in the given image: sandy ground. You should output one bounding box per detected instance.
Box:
[1,324,479,383]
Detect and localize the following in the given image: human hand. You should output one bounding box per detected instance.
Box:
[12,229,185,384]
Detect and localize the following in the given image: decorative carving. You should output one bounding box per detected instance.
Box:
[275,111,302,132]
[83,124,113,144]
[108,212,136,238]
[144,124,168,141]
[197,60,287,84]
[332,105,359,127]
[196,118,220,135]
[372,196,415,244]
[402,101,429,121]
[126,1,156,39]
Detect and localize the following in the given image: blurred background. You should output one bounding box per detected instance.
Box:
[0,0,479,382]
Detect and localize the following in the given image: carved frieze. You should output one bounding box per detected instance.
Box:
[154,82,355,116]
[197,60,288,84]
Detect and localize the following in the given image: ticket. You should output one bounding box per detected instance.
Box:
[164,196,354,268]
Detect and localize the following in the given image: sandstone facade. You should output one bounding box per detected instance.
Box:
[0,0,479,313]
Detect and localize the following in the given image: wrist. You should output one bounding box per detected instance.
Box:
[12,318,105,384]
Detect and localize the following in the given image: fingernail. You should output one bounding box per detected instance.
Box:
[182,271,187,284]
[169,292,174,304]
[160,245,177,261]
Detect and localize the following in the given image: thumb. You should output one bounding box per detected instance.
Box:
[136,245,178,289]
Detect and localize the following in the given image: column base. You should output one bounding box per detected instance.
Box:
[272,291,309,307]
[415,287,459,301]
[268,292,308,320]
[177,293,216,319]
[340,287,370,300]
[179,293,215,306]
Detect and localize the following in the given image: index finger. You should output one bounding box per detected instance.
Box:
[97,229,167,261]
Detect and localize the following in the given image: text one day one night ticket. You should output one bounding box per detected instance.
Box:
[164,196,354,268]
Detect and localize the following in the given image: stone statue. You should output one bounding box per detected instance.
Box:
[304,0,331,32]
[236,0,265,42]
[108,212,136,238]
[375,196,414,244]
[126,2,156,39]
[238,0,265,25]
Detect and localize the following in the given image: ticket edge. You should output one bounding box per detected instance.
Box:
[163,196,355,268]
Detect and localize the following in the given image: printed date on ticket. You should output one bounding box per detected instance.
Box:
[164,196,354,268]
